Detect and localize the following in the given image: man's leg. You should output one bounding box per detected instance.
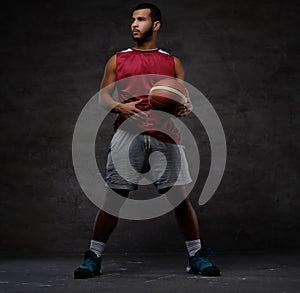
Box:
[91,210,119,243]
[174,195,200,241]
[92,189,129,243]
[74,188,129,279]
[160,186,199,240]
[164,186,220,276]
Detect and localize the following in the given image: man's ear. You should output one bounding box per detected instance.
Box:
[153,21,161,31]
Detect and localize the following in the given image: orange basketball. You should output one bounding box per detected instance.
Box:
[148,78,188,115]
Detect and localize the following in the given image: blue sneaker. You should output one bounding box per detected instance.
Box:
[74,250,101,279]
[186,248,220,276]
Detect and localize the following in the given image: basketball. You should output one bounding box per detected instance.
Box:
[148,78,188,115]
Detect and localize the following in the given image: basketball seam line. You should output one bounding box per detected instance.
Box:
[149,85,188,104]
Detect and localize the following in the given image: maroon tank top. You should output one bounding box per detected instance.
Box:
[114,48,180,144]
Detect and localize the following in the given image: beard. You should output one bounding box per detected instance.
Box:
[132,25,154,44]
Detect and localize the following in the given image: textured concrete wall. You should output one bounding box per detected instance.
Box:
[1,0,299,255]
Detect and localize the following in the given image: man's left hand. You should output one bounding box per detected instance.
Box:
[177,99,193,117]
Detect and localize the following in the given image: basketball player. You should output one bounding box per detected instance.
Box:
[74,3,220,278]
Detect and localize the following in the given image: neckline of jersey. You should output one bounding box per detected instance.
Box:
[131,47,159,52]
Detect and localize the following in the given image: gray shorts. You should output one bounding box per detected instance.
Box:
[106,129,192,191]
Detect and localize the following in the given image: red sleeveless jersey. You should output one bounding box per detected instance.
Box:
[114,48,180,144]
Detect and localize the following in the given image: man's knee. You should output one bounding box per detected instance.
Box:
[101,188,130,212]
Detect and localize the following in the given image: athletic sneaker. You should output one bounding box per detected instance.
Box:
[74,250,102,279]
[186,248,220,276]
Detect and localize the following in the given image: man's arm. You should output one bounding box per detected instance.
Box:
[99,55,143,118]
[174,56,184,80]
[174,56,192,117]
[99,55,119,110]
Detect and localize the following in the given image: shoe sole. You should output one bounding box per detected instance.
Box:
[74,270,102,279]
[186,266,221,277]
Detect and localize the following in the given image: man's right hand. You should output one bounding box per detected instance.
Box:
[116,99,147,120]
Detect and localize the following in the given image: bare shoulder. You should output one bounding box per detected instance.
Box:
[101,54,117,89]
[105,54,117,72]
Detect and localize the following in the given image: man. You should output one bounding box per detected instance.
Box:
[74,3,220,279]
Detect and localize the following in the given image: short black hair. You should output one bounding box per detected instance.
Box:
[132,3,162,22]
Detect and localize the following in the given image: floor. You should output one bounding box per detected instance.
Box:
[1,252,299,293]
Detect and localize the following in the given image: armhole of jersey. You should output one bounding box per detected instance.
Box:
[115,49,132,80]
[119,48,133,53]
[158,49,170,55]
[158,49,175,76]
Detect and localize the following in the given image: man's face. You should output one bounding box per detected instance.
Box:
[131,9,154,43]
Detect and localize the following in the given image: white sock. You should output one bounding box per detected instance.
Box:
[185,239,201,257]
[90,240,106,258]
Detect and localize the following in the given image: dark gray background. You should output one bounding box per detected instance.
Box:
[1,0,299,256]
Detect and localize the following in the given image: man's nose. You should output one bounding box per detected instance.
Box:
[132,19,138,27]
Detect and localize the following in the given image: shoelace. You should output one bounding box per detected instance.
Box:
[191,248,213,268]
[194,256,211,266]
[81,258,98,270]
